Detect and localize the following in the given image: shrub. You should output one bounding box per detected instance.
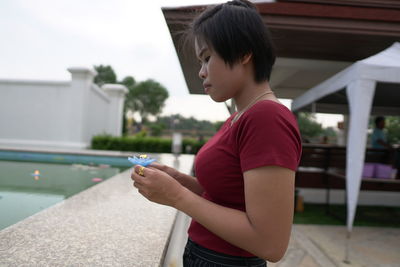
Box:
[91,135,205,154]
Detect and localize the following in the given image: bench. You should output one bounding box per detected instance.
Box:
[296,144,400,192]
[295,144,400,221]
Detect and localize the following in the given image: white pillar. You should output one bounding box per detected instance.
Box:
[67,67,97,147]
[102,84,128,136]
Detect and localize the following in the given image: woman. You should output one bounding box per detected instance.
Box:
[131,1,302,266]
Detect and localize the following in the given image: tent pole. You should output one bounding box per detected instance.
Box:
[344,186,351,264]
[344,231,351,264]
[343,79,375,265]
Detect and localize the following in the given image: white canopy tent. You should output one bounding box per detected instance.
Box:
[292,42,400,239]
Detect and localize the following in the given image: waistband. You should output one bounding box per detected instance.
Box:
[185,239,266,266]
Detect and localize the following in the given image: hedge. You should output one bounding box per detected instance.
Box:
[91,134,206,154]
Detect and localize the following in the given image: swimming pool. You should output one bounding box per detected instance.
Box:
[0,160,128,230]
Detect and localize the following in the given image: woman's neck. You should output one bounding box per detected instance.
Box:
[233,81,275,112]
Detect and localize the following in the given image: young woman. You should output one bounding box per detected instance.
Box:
[131,1,302,266]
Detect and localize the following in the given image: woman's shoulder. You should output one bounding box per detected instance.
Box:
[253,99,289,110]
[244,100,295,121]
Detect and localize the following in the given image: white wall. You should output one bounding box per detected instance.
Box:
[85,84,111,141]
[0,67,127,149]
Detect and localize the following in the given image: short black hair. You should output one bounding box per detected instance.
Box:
[375,116,385,126]
[189,0,275,83]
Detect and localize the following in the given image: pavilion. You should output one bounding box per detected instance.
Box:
[162,0,400,101]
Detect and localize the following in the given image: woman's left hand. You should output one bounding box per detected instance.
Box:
[131,165,186,207]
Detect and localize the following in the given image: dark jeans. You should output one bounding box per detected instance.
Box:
[183,239,267,267]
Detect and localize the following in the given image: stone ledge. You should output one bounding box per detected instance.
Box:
[0,154,194,266]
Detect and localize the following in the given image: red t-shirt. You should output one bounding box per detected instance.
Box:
[188,100,302,257]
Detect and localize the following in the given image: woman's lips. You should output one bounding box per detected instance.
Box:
[203,83,211,93]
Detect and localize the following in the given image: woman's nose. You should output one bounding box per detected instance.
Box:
[198,64,207,80]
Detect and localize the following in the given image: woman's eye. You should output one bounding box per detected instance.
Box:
[198,56,210,65]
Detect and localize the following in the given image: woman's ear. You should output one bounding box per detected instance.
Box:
[241,53,252,65]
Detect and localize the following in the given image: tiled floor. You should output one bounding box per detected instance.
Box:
[269,224,400,267]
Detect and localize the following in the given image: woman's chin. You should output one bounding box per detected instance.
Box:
[209,94,230,103]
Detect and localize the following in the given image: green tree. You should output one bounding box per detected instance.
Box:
[323,127,337,138]
[121,76,137,108]
[297,112,323,141]
[155,114,218,133]
[120,76,136,135]
[121,76,136,89]
[93,66,170,134]
[214,121,224,131]
[93,65,117,86]
[386,116,400,144]
[125,79,169,123]
[147,122,165,137]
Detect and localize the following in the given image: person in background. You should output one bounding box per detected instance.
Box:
[131,1,302,266]
[371,116,400,178]
[372,116,391,149]
[336,121,346,146]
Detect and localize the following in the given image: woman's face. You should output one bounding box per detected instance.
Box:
[195,38,246,102]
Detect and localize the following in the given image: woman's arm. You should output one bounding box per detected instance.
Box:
[175,165,294,262]
[132,164,294,262]
[150,162,204,195]
[377,138,392,149]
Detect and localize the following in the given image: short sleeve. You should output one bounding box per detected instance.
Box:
[372,129,386,148]
[378,130,386,141]
[236,102,302,172]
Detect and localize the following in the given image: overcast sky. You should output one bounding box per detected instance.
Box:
[0,0,341,127]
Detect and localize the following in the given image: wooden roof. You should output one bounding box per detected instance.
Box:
[162,0,400,97]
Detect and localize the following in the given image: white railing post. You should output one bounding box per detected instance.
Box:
[102,84,128,136]
[67,67,97,147]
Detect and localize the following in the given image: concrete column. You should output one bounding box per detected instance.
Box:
[102,84,128,136]
[67,67,97,146]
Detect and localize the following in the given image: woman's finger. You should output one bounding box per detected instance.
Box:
[134,165,147,177]
[133,182,146,196]
[131,169,147,184]
[149,162,166,171]
[149,162,162,168]
[132,176,145,187]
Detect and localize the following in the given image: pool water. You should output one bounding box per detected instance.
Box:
[0,160,128,230]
